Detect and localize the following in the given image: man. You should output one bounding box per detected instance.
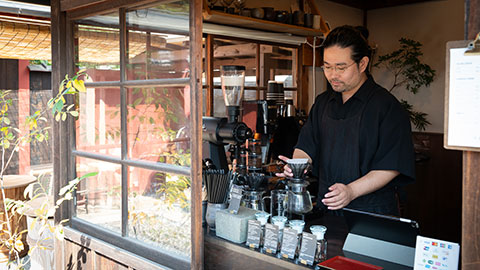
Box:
[277,25,415,215]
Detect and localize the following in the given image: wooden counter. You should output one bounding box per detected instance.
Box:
[204,215,349,270]
[204,213,414,270]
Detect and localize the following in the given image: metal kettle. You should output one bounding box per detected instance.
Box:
[283,99,296,117]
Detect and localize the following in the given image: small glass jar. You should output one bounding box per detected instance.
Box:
[272,215,288,252]
[255,211,271,250]
[248,138,262,155]
[289,219,305,257]
[310,225,327,263]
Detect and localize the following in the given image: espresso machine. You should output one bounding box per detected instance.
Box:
[202,65,253,172]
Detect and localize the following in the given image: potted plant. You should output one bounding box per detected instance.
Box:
[373,38,436,131]
[0,70,97,269]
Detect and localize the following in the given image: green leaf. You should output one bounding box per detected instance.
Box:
[132,98,142,108]
[78,172,99,180]
[70,111,79,117]
[53,99,64,113]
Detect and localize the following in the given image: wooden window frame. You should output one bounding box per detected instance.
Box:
[203,34,302,116]
[51,0,203,269]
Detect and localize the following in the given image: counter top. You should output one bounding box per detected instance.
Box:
[204,213,413,270]
[204,214,348,270]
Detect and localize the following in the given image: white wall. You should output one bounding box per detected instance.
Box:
[248,0,463,133]
[368,0,464,133]
[305,1,364,110]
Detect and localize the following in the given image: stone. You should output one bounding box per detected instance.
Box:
[215,206,258,243]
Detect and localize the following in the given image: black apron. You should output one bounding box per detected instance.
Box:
[316,92,398,215]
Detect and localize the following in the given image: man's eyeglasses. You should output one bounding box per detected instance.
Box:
[320,62,356,74]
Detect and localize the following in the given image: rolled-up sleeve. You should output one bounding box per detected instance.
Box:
[370,97,416,184]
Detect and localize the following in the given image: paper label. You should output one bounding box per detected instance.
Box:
[246,219,261,249]
[280,228,298,259]
[264,223,279,254]
[298,232,317,266]
[228,185,243,214]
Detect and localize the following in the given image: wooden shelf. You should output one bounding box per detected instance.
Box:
[202,8,328,37]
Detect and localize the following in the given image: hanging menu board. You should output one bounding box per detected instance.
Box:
[445,40,480,151]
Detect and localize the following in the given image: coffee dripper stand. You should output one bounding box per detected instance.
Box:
[281,160,313,220]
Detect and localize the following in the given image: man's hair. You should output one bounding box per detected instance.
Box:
[322,25,370,64]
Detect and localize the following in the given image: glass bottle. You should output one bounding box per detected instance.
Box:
[272,215,288,254]
[289,219,305,258]
[310,225,327,263]
[255,211,270,251]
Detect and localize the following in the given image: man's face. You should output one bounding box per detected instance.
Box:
[323,45,367,94]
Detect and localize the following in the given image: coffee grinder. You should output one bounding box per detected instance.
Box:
[285,158,313,217]
[202,65,253,172]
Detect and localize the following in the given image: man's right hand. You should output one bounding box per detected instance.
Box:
[275,155,294,178]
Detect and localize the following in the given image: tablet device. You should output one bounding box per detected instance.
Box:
[342,208,420,268]
[343,208,419,247]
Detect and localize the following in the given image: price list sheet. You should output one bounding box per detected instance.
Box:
[446,45,480,150]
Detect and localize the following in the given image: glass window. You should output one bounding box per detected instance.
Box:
[126,4,189,81]
[126,86,190,164]
[128,167,191,258]
[76,157,122,233]
[212,39,257,117]
[76,12,121,81]
[259,44,296,88]
[206,38,299,118]
[72,1,192,266]
[76,87,121,157]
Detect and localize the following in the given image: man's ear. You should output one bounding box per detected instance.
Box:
[359,56,369,73]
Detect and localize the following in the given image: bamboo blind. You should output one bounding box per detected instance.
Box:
[0,21,51,60]
[0,21,166,63]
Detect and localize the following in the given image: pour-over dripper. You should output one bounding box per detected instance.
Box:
[287,158,309,179]
[246,172,268,191]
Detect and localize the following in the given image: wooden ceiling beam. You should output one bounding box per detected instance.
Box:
[66,0,153,20]
[214,43,272,58]
[327,0,438,10]
[60,0,105,12]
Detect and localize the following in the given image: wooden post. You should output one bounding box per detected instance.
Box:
[191,0,204,269]
[51,0,73,268]
[206,35,214,116]
[462,0,480,269]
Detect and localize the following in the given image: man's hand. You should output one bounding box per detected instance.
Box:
[321,183,356,210]
[275,155,293,178]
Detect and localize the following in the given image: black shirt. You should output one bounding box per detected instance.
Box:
[295,76,415,210]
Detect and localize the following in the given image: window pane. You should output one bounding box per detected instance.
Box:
[126,87,190,165]
[75,157,122,233]
[126,2,189,80]
[128,167,191,259]
[76,87,121,157]
[211,38,258,117]
[259,44,297,88]
[76,12,121,81]
[213,39,257,87]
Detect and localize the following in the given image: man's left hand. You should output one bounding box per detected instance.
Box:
[321,183,355,210]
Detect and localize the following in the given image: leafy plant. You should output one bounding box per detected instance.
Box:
[0,69,97,269]
[374,38,436,131]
